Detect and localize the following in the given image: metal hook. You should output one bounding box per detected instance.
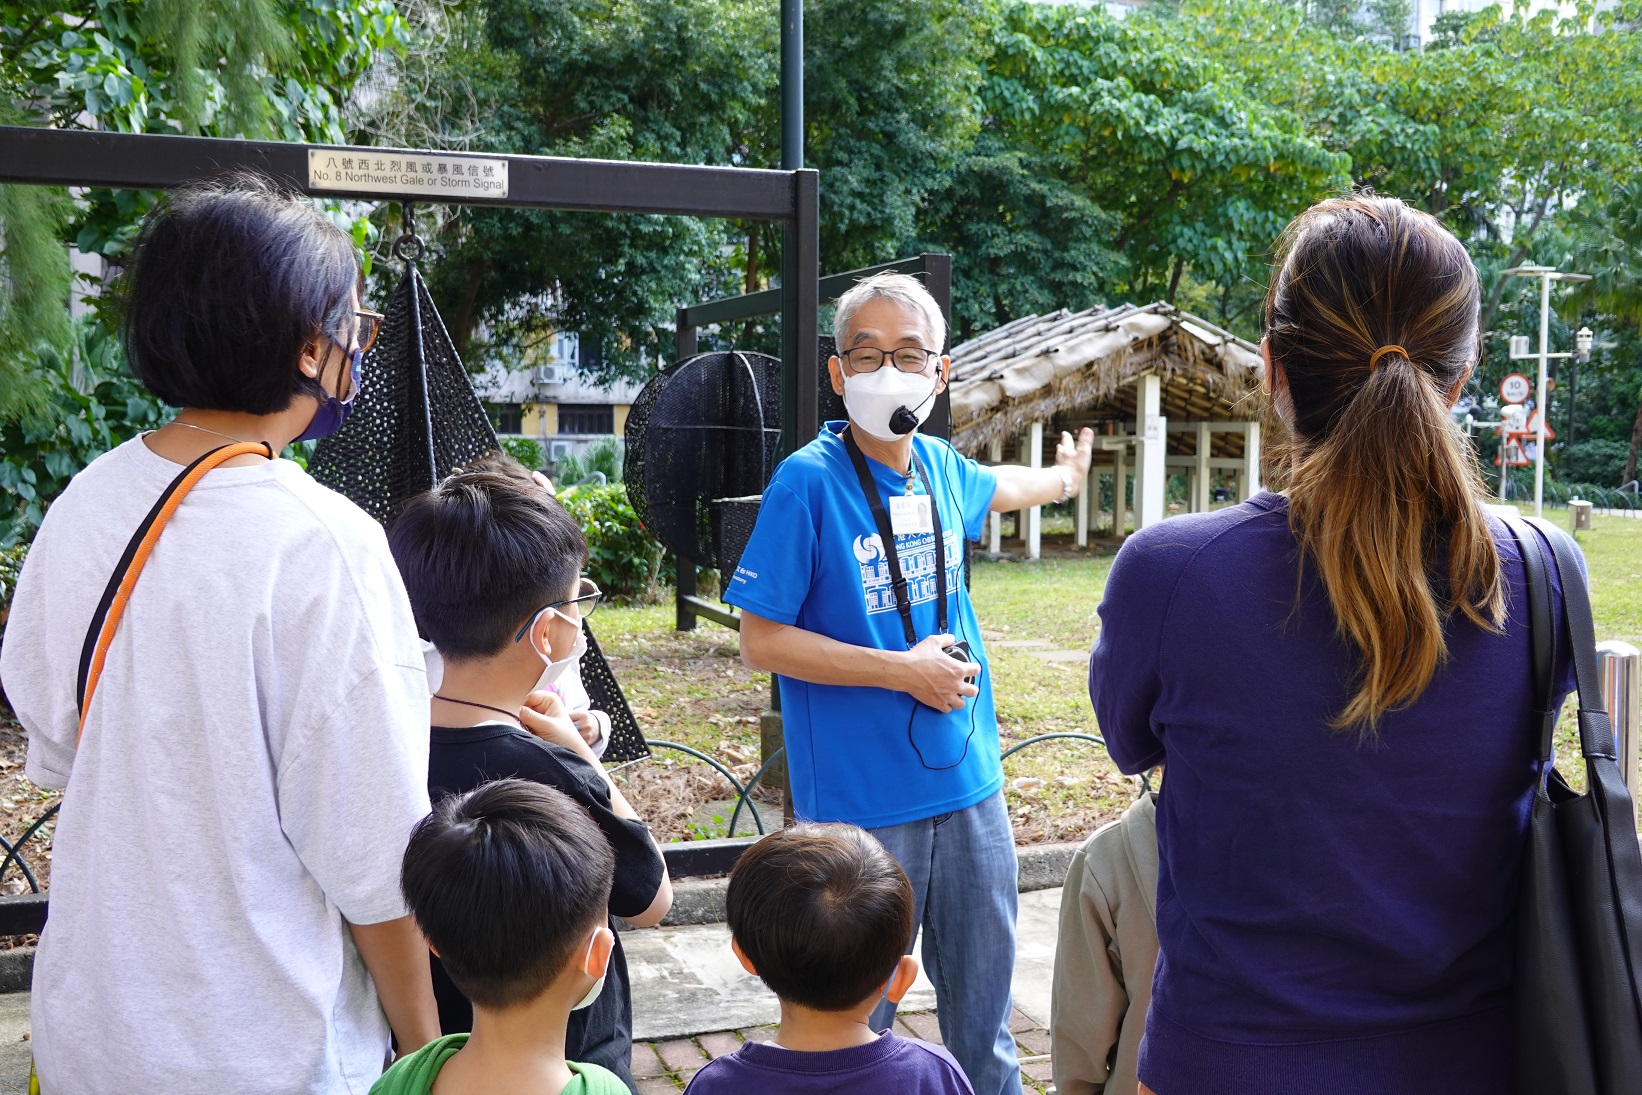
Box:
[393,201,425,263]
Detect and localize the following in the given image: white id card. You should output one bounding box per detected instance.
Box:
[889,494,936,537]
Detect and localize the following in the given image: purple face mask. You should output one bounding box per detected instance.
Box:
[294,341,363,443]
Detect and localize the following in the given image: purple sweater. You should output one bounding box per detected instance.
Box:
[682,1031,972,1095]
[1088,493,1576,1095]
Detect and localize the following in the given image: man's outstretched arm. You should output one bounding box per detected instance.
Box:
[739,612,979,714]
[990,428,1095,513]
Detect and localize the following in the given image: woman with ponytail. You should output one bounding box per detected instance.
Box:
[1088,193,1578,1094]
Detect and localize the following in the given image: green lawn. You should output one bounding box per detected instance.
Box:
[601,513,1642,842]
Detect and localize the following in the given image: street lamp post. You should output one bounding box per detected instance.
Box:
[1503,266,1592,516]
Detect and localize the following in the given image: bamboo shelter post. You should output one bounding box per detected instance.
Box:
[988,435,1003,554]
[1135,374,1166,528]
[1027,420,1044,560]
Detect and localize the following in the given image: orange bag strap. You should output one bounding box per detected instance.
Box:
[75,441,274,747]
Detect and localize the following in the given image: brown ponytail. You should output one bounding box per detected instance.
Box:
[1264,193,1504,735]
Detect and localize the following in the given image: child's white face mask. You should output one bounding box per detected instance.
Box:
[574,926,613,1010]
[532,605,588,690]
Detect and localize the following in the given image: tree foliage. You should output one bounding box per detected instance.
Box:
[0,0,404,422]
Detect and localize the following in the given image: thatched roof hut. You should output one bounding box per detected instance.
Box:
[947,301,1264,457]
[946,302,1267,553]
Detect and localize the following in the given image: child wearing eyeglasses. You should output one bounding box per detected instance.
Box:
[388,468,673,1090]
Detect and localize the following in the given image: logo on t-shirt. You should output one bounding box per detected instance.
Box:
[858,529,963,616]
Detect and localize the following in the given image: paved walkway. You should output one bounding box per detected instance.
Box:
[626,886,1065,1092]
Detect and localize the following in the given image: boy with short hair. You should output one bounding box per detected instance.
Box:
[388,470,673,1090]
[686,824,974,1094]
[372,779,630,1095]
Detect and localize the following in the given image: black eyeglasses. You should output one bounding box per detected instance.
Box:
[838,346,940,374]
[513,578,603,643]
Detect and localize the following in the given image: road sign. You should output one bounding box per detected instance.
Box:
[1500,373,1532,404]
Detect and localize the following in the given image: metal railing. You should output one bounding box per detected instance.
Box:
[645,732,1146,842]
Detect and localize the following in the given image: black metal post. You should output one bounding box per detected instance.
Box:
[675,308,699,631]
[782,0,803,173]
[0,126,795,221]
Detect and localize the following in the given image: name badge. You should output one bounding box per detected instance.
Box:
[889,494,935,537]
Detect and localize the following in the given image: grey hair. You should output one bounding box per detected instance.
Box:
[832,272,946,352]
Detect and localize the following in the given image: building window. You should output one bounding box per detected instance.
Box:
[487,402,523,434]
[559,404,614,435]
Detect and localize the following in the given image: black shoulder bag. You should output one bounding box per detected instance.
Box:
[1510,516,1642,1094]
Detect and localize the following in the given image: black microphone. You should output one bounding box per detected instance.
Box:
[889,379,942,436]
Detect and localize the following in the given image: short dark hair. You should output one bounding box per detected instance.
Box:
[726,824,914,1012]
[401,779,615,1010]
[120,170,359,413]
[388,469,588,659]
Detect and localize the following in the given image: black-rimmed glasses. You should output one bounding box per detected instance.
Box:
[838,346,940,374]
[513,578,603,643]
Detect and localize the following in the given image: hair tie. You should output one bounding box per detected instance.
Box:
[1369,344,1408,371]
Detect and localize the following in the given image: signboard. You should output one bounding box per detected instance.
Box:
[307,150,508,199]
[1500,372,1532,405]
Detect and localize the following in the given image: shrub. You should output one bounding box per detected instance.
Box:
[0,543,27,630]
[500,435,546,471]
[557,481,667,602]
[554,436,624,486]
[0,321,168,547]
[1560,439,1632,487]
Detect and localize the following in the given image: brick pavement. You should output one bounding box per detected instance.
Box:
[630,1007,1056,1094]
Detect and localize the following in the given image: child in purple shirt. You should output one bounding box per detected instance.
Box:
[685,825,974,1095]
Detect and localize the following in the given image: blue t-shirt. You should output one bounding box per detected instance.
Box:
[1089,494,1578,1095]
[724,423,1000,828]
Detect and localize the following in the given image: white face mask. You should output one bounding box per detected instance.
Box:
[533,606,588,690]
[573,927,611,1010]
[842,366,941,442]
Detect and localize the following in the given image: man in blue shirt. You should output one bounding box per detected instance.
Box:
[726,272,1093,1095]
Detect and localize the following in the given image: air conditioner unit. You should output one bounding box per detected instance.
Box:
[548,441,574,461]
[533,364,568,386]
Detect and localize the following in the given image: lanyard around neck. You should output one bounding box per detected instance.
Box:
[842,427,948,648]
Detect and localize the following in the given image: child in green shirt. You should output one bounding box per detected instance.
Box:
[371,779,631,1095]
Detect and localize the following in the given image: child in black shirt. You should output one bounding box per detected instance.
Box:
[389,469,673,1092]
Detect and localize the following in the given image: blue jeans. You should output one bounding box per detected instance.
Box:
[868,790,1021,1095]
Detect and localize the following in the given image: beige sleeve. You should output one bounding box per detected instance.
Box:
[1052,843,1129,1095]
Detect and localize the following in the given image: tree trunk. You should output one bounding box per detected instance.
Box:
[451,259,490,362]
[745,225,760,295]
[1167,257,1185,304]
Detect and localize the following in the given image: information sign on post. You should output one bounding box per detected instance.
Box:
[307,149,508,199]
[1500,372,1532,405]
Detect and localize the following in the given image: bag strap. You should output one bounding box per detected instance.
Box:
[75,441,274,746]
[1523,516,1617,761]
[842,428,948,647]
[1509,518,1559,763]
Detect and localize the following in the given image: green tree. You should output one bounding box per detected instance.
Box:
[980,1,1348,313]
[364,0,984,376]
[914,133,1125,342]
[1,1,405,421]
[1566,181,1642,484]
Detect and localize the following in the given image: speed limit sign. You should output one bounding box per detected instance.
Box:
[1500,373,1532,405]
